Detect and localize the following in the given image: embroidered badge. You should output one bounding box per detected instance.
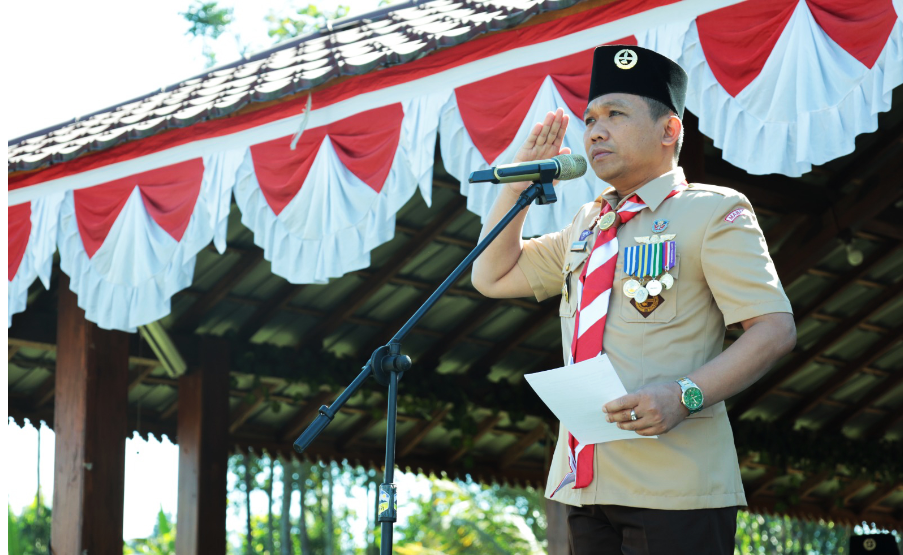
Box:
[578,229,592,241]
[631,294,664,318]
[724,207,751,223]
[652,219,669,233]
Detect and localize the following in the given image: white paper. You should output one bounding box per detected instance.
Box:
[524,354,657,444]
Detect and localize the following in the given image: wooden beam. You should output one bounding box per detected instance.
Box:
[856,484,900,514]
[359,288,436,357]
[128,363,160,393]
[500,424,547,469]
[28,375,56,409]
[467,301,558,378]
[175,249,263,333]
[819,329,903,433]
[773,157,903,285]
[866,405,903,441]
[797,469,833,500]
[416,298,503,370]
[236,282,307,342]
[229,383,281,434]
[8,345,20,361]
[295,198,467,349]
[838,479,871,507]
[746,468,780,498]
[863,219,903,241]
[448,414,502,463]
[745,494,903,532]
[398,405,451,458]
[336,410,385,451]
[792,245,901,326]
[730,288,903,418]
[278,390,334,443]
[783,326,903,423]
[176,336,230,555]
[52,275,130,555]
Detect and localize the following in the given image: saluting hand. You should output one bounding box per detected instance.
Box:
[603,381,689,436]
[507,108,571,194]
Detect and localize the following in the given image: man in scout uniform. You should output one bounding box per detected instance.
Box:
[472,45,797,553]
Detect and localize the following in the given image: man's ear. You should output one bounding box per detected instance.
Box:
[662,115,682,149]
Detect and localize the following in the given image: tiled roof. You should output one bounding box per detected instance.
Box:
[7,0,580,173]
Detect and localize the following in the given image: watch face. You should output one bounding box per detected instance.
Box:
[683,387,704,410]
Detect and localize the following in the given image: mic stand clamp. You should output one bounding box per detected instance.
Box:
[293,177,556,555]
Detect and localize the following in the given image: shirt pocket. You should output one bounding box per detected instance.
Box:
[618,253,680,324]
[559,249,590,318]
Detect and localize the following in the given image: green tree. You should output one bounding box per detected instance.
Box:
[395,478,541,555]
[124,507,177,555]
[7,495,51,555]
[180,0,235,67]
[265,4,350,42]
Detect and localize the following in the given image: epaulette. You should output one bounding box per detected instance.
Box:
[684,183,743,198]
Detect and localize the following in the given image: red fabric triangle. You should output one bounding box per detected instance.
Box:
[455,37,635,165]
[74,158,205,258]
[137,158,205,242]
[250,127,328,216]
[807,0,898,69]
[328,103,405,194]
[696,0,796,97]
[250,103,404,216]
[8,203,31,281]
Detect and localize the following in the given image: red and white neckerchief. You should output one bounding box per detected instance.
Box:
[550,180,687,498]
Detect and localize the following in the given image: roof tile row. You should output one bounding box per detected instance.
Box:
[8,0,578,173]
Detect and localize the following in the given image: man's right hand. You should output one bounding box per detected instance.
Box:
[507,108,571,194]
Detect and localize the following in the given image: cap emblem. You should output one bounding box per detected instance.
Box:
[614,49,638,70]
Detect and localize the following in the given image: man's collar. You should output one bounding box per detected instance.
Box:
[595,167,686,212]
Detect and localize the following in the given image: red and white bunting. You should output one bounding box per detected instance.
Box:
[7,194,64,326]
[7,0,903,331]
[56,156,235,331]
[234,97,439,285]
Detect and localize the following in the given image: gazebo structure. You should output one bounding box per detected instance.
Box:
[8,0,903,553]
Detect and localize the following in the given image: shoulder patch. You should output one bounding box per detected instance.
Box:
[724,207,752,223]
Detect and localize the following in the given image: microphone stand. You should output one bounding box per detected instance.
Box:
[293,171,558,555]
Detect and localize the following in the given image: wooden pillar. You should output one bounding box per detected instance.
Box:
[544,422,571,555]
[546,499,571,555]
[52,275,130,555]
[176,336,230,555]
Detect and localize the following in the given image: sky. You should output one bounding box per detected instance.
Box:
[2,0,408,542]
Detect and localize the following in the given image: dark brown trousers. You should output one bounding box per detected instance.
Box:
[566,504,738,555]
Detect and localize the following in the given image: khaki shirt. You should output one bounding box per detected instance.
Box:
[517,167,792,510]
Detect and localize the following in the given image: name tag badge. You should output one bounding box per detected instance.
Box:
[570,240,588,253]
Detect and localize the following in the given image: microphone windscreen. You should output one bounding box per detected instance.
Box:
[554,154,588,180]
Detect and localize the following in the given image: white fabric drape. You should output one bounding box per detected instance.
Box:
[234,96,441,285]
[7,193,64,326]
[638,1,903,176]
[56,153,236,331]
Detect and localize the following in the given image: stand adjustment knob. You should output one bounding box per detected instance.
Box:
[382,354,411,372]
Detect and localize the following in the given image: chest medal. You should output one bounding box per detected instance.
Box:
[622,230,677,313]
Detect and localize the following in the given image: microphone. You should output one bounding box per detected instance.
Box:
[468,154,587,184]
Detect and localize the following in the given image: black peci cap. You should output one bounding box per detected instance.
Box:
[588,45,688,118]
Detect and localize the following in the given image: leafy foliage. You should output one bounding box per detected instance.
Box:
[124,508,177,555]
[181,1,233,39]
[396,478,543,555]
[266,4,350,42]
[7,495,51,555]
